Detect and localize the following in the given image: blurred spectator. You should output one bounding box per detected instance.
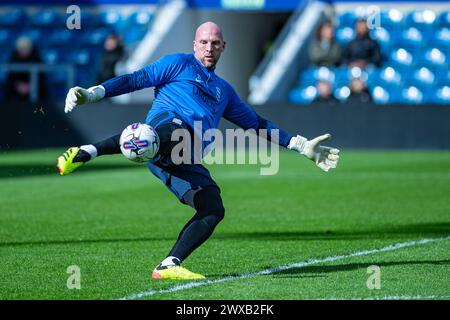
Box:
[6,36,46,102]
[98,34,125,83]
[315,80,338,102]
[342,19,381,69]
[348,78,372,103]
[308,21,342,67]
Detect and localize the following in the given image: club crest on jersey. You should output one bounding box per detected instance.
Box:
[195,74,203,83]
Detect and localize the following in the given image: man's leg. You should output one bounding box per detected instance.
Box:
[57,134,121,175]
[152,186,224,280]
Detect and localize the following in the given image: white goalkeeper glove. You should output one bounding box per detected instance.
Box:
[64,85,105,113]
[287,133,340,172]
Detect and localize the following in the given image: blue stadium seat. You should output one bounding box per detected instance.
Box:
[30,9,63,28]
[372,66,403,88]
[123,11,153,44]
[369,27,393,57]
[437,11,450,28]
[0,29,17,48]
[433,27,450,49]
[433,85,450,104]
[335,27,355,45]
[371,86,391,104]
[289,86,318,104]
[337,12,358,28]
[436,69,450,86]
[400,86,425,104]
[389,48,415,69]
[395,27,425,49]
[79,28,110,47]
[41,48,67,64]
[300,66,335,86]
[379,9,404,30]
[405,10,437,32]
[416,48,447,69]
[96,11,124,34]
[404,66,436,88]
[45,29,76,48]
[334,86,350,101]
[0,8,28,27]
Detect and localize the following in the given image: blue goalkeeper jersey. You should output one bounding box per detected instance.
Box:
[101,53,292,148]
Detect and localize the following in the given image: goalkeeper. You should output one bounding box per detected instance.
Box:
[58,21,340,280]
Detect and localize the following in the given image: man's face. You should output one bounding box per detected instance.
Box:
[193,24,225,69]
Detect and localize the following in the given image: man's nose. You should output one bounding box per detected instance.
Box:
[205,42,212,51]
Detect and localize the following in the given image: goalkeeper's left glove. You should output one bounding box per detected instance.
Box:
[64,85,105,114]
[287,133,340,172]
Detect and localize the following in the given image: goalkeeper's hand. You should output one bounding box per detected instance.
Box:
[64,85,105,113]
[287,134,340,172]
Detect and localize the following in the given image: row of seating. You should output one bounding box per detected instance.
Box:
[291,65,450,104]
[0,8,154,32]
[337,9,450,29]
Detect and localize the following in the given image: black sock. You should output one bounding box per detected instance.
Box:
[168,187,225,262]
[93,134,121,156]
[73,149,92,163]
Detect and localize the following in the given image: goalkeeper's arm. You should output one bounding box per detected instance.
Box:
[64,68,151,114]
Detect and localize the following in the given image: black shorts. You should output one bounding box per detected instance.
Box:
[146,111,219,203]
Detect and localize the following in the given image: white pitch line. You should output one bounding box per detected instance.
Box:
[119,235,450,300]
[321,294,450,300]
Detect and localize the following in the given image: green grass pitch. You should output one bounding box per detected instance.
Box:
[0,149,449,300]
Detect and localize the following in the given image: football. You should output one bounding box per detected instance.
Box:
[119,123,160,163]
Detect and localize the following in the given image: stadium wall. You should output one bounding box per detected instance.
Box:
[1,101,449,150]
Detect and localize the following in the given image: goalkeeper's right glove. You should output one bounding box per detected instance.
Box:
[287,133,340,172]
[64,85,105,114]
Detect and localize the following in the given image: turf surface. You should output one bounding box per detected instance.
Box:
[0,149,449,300]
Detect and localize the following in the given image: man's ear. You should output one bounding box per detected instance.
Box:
[193,40,197,52]
[222,41,226,51]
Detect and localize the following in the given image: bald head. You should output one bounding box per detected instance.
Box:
[193,21,226,69]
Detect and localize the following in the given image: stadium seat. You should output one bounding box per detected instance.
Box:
[289,86,317,104]
[434,85,450,104]
[389,48,415,69]
[417,48,447,69]
[123,11,153,44]
[401,86,425,104]
[404,66,436,88]
[369,27,393,58]
[334,86,351,101]
[405,10,437,32]
[300,66,335,86]
[436,69,450,86]
[45,29,76,48]
[0,8,28,27]
[337,12,358,28]
[396,27,425,49]
[335,27,355,45]
[379,9,404,30]
[96,10,125,34]
[371,86,391,104]
[0,29,17,48]
[433,27,450,49]
[79,28,110,47]
[373,66,403,87]
[30,9,63,28]
[437,11,450,28]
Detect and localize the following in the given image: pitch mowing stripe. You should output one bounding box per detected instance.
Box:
[118,235,450,300]
[321,295,450,300]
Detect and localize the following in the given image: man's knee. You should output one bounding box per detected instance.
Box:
[194,186,225,222]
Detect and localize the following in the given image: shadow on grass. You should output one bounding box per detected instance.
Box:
[216,222,450,241]
[271,260,450,278]
[0,222,449,248]
[0,163,141,178]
